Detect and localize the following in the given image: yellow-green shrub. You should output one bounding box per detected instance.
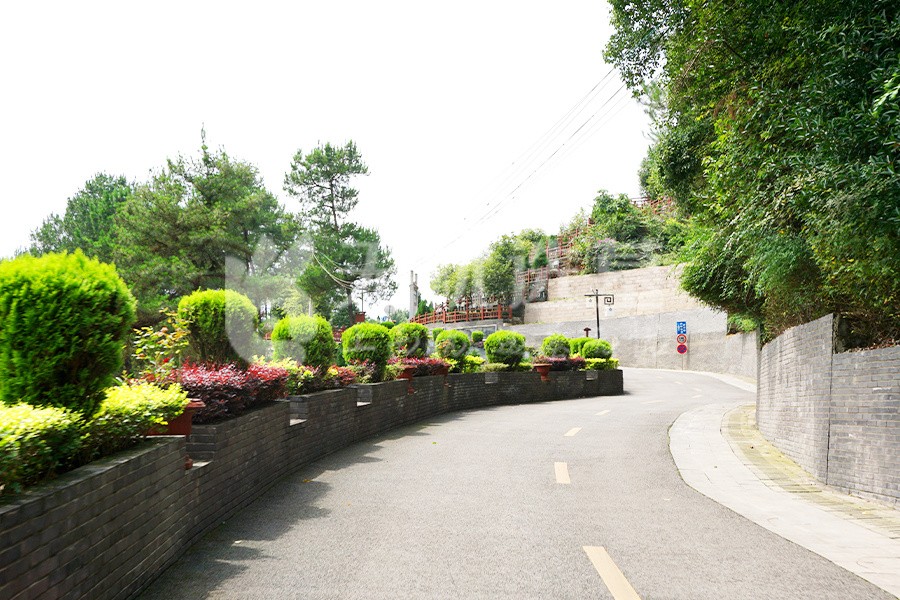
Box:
[0,251,136,416]
[81,383,188,459]
[0,403,82,493]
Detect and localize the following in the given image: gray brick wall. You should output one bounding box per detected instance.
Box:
[0,371,622,600]
[757,314,899,505]
[828,346,900,502]
[757,314,834,480]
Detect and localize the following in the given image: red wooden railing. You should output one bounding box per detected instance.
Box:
[410,305,513,325]
[516,266,551,285]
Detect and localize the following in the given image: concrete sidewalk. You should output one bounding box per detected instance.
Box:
[670,398,900,598]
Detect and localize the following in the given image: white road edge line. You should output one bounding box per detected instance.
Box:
[564,427,582,437]
[596,409,610,416]
[642,400,664,405]
[554,462,570,484]
[583,546,642,600]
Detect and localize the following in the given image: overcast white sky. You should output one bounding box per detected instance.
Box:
[0,1,651,316]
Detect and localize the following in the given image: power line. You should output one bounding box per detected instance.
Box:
[412,77,628,269]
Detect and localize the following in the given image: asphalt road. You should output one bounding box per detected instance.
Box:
[138,368,892,599]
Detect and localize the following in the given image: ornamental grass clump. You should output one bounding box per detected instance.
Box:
[435,329,470,361]
[271,315,334,368]
[581,339,613,359]
[390,322,430,358]
[0,250,136,416]
[177,289,258,366]
[483,331,526,366]
[540,334,571,358]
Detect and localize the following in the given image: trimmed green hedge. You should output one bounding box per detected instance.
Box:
[271,315,334,368]
[82,383,188,460]
[342,323,391,378]
[0,250,136,416]
[581,339,613,359]
[584,358,619,370]
[435,330,470,361]
[0,403,82,493]
[541,334,571,358]
[483,331,526,366]
[471,330,484,343]
[432,327,445,341]
[178,289,258,366]
[390,322,431,358]
[569,337,592,356]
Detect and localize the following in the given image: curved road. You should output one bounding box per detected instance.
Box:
[139,369,891,599]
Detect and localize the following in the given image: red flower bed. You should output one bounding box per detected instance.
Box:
[537,356,587,372]
[392,356,451,377]
[173,363,288,423]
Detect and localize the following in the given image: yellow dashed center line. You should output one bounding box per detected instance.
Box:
[564,427,582,437]
[642,400,664,405]
[596,409,611,416]
[554,462,571,484]
[583,546,642,600]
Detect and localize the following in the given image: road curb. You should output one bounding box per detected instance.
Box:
[670,402,900,598]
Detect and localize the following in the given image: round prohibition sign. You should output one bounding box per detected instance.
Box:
[676,334,687,344]
[676,343,688,355]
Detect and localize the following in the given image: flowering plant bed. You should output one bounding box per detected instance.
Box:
[391,356,451,377]
[534,356,587,371]
[173,363,289,423]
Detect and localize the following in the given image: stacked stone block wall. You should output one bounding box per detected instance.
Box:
[0,370,622,600]
[757,314,900,505]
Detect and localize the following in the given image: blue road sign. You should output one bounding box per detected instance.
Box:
[676,321,687,335]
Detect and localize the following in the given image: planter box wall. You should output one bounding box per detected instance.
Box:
[1,370,622,600]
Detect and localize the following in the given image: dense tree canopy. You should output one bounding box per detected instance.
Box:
[606,0,900,342]
[284,141,396,326]
[30,173,133,264]
[114,139,298,322]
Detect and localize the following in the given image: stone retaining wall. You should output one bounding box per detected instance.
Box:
[757,314,899,504]
[0,370,622,600]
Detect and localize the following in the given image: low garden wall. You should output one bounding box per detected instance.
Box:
[0,369,622,600]
[758,314,900,505]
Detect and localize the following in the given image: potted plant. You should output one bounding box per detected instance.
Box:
[532,359,552,382]
[153,398,205,436]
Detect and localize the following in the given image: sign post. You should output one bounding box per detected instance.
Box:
[675,321,688,367]
[584,290,614,339]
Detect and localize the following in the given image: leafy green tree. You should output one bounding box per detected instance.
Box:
[30,173,133,263]
[284,141,396,324]
[605,0,900,341]
[114,136,298,323]
[482,234,530,304]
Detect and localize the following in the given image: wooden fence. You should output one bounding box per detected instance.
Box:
[410,305,513,325]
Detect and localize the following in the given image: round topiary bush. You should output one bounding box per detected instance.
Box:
[0,251,136,416]
[271,315,334,369]
[390,322,430,358]
[540,334,571,358]
[342,323,391,373]
[435,329,470,361]
[581,339,613,359]
[483,330,526,366]
[471,330,484,344]
[178,289,259,366]
[569,337,593,356]
[432,327,444,341]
